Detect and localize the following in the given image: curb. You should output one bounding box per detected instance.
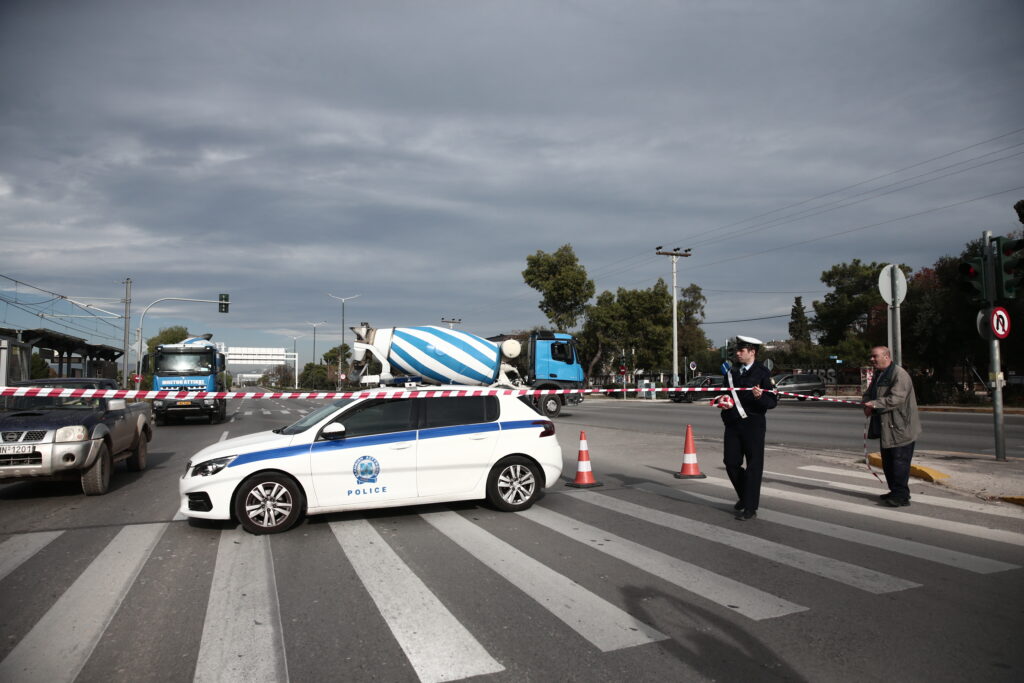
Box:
[867,452,1024,507]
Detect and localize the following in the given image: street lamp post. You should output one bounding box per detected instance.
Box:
[306,321,326,367]
[655,247,692,387]
[290,335,303,389]
[327,293,360,388]
[135,296,226,390]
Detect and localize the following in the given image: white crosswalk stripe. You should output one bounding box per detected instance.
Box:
[194,528,288,683]
[563,490,920,593]
[0,523,166,683]
[331,518,504,682]
[420,509,668,651]
[0,530,63,582]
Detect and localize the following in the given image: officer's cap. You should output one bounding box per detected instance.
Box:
[735,335,763,350]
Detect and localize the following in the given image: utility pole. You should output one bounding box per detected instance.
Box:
[655,247,692,387]
[441,317,462,329]
[327,293,360,388]
[122,278,131,388]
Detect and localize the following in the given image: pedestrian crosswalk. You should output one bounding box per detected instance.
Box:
[1,478,1021,682]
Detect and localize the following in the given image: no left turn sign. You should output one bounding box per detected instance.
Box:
[991,307,1011,339]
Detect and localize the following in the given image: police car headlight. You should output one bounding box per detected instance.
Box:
[191,455,237,477]
[55,425,89,442]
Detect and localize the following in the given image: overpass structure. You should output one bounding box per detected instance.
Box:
[225,347,299,389]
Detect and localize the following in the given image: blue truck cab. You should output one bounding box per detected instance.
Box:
[145,334,228,425]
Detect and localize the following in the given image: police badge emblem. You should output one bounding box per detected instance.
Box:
[353,455,381,484]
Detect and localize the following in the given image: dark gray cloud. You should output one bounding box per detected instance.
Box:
[1,0,1022,367]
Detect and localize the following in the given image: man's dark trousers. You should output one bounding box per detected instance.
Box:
[881,442,915,501]
[724,413,766,511]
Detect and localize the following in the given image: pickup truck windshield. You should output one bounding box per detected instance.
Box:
[154,351,216,374]
[1,396,102,411]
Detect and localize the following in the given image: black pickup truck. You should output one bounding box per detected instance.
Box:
[0,378,154,495]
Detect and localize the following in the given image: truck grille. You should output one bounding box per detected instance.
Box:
[0,453,42,466]
[1,430,47,443]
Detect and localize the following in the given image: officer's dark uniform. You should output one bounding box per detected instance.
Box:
[720,358,777,517]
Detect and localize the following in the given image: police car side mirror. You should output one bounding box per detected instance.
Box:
[321,422,346,440]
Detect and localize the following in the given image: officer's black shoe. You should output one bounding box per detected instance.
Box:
[735,509,757,520]
[734,501,744,510]
[879,492,892,500]
[884,497,910,507]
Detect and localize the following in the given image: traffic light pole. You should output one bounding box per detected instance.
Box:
[982,231,1007,462]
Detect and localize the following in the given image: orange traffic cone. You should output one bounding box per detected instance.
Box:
[566,431,603,488]
[674,424,707,479]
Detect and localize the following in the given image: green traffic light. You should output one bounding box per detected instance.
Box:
[994,237,1024,299]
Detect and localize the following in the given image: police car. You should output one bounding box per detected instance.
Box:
[179,390,563,534]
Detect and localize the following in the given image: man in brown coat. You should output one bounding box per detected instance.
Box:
[862,346,922,507]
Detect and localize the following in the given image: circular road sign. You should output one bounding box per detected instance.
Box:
[878,264,907,305]
[991,307,1011,339]
[689,361,697,371]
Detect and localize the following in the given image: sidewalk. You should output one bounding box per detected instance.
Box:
[867,449,1024,506]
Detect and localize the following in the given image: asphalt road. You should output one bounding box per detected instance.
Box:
[1,397,1022,682]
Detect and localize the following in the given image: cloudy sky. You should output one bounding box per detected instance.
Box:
[2,0,1022,369]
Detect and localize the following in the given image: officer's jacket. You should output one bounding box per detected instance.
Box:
[720,361,778,425]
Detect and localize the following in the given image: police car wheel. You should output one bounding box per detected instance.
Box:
[234,473,304,534]
[486,456,541,512]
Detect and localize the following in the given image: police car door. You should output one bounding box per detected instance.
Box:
[415,395,499,497]
[309,398,418,508]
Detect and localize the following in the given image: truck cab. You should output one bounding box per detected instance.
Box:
[146,334,228,425]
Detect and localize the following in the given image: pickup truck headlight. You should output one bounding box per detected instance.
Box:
[55,425,89,442]
[191,455,237,477]
[153,400,164,407]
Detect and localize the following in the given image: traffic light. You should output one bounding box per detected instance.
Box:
[994,236,1024,300]
[957,258,987,300]
[218,293,230,313]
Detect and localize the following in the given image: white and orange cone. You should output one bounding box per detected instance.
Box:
[566,431,603,488]
[674,424,707,479]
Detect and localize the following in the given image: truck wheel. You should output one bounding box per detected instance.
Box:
[126,436,147,472]
[540,395,562,418]
[81,444,112,495]
[234,473,304,534]
[486,456,542,512]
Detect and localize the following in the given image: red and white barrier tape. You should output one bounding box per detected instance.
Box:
[0,384,868,405]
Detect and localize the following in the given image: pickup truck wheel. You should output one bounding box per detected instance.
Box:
[486,456,541,512]
[126,436,147,472]
[234,473,304,534]
[81,444,112,495]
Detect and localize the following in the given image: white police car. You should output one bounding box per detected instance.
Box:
[179,390,562,534]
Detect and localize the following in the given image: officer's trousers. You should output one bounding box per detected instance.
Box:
[723,413,766,511]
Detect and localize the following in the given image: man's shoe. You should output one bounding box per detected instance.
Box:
[734,501,744,510]
[735,509,757,520]
[884,497,910,507]
[879,492,892,500]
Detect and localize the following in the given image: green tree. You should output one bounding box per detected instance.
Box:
[811,260,894,346]
[577,280,673,379]
[30,353,51,379]
[788,296,811,344]
[677,283,711,361]
[298,362,330,389]
[522,244,595,330]
[577,291,625,379]
[145,325,190,354]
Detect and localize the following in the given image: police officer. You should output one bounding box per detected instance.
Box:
[716,335,777,520]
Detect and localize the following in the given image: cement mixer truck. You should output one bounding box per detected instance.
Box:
[350,324,585,417]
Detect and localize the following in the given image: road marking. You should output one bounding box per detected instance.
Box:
[0,531,64,581]
[219,431,229,442]
[565,491,919,594]
[0,523,166,683]
[330,518,503,683]
[193,529,289,683]
[687,476,1024,547]
[784,467,1024,519]
[518,506,808,619]
[638,483,1019,575]
[421,510,667,651]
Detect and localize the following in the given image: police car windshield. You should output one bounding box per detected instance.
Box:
[278,399,354,435]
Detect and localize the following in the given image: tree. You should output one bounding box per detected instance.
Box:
[522,244,595,331]
[145,325,190,354]
[30,353,51,379]
[788,296,811,344]
[577,291,625,379]
[577,280,673,379]
[298,362,330,389]
[811,260,893,347]
[677,283,711,361]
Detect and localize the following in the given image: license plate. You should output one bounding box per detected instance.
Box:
[176,401,193,406]
[0,445,33,455]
